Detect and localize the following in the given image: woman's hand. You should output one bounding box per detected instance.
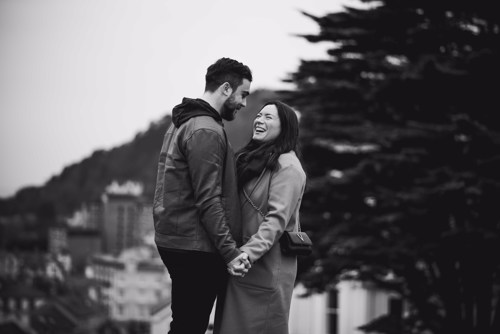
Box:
[227,252,251,277]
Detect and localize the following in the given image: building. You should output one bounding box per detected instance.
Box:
[288,279,400,334]
[85,246,171,327]
[44,252,71,281]
[289,284,335,334]
[101,193,139,255]
[48,228,67,255]
[0,284,46,326]
[100,181,153,255]
[337,280,399,334]
[66,200,104,230]
[67,228,101,272]
[0,252,21,279]
[29,294,107,334]
[136,200,154,244]
[60,181,154,261]
[150,298,172,334]
[47,227,102,273]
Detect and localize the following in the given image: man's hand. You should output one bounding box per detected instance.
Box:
[227,252,251,277]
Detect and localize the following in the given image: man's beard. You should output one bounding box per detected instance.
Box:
[221,95,239,121]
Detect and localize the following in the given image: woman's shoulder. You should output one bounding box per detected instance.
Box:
[277,151,306,180]
[277,151,301,166]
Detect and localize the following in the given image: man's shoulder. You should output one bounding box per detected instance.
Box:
[184,116,224,134]
[180,116,226,146]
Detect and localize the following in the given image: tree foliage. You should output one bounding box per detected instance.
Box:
[284,1,500,333]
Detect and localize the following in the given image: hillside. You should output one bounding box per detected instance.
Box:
[0,89,278,216]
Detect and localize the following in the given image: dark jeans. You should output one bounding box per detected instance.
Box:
[157,247,228,334]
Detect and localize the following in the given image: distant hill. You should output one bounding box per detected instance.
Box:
[0,89,279,216]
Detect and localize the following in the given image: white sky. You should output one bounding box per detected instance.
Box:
[0,0,349,198]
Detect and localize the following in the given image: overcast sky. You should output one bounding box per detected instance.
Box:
[0,0,350,198]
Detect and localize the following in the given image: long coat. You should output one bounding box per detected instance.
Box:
[217,151,306,334]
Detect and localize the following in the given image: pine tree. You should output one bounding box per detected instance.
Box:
[284,1,500,333]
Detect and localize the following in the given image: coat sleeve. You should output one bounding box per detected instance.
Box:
[185,128,241,263]
[240,164,305,263]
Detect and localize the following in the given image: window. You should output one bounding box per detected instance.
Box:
[22,299,29,311]
[139,305,148,317]
[327,289,338,334]
[117,304,124,316]
[388,297,403,332]
[8,298,16,311]
[389,297,403,317]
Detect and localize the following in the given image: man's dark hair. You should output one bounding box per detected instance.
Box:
[205,58,253,92]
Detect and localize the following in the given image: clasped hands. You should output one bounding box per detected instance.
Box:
[227,252,251,277]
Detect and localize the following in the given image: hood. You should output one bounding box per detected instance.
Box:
[172,98,222,127]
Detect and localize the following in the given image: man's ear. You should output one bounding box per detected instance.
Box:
[221,82,233,96]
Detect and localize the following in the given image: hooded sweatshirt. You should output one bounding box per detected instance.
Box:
[172,98,222,127]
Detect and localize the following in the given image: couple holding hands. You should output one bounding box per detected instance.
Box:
[153,57,306,334]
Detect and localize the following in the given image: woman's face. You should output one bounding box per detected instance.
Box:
[252,104,281,143]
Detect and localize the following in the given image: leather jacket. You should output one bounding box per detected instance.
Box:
[153,98,242,263]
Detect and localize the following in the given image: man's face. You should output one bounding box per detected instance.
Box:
[221,79,251,121]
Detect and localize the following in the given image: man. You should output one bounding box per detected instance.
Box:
[153,58,252,334]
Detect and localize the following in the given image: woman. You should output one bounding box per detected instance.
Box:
[217,101,307,334]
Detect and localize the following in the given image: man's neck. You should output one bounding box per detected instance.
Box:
[200,92,223,114]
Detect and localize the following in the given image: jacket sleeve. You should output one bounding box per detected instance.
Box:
[240,164,305,263]
[185,128,241,263]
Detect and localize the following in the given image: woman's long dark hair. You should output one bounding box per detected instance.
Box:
[236,100,301,188]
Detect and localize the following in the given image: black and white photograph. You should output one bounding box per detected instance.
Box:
[1,1,499,333]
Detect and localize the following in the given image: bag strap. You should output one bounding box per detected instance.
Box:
[242,178,302,233]
[243,189,266,217]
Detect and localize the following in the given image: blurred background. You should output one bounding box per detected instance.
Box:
[1,0,499,333]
